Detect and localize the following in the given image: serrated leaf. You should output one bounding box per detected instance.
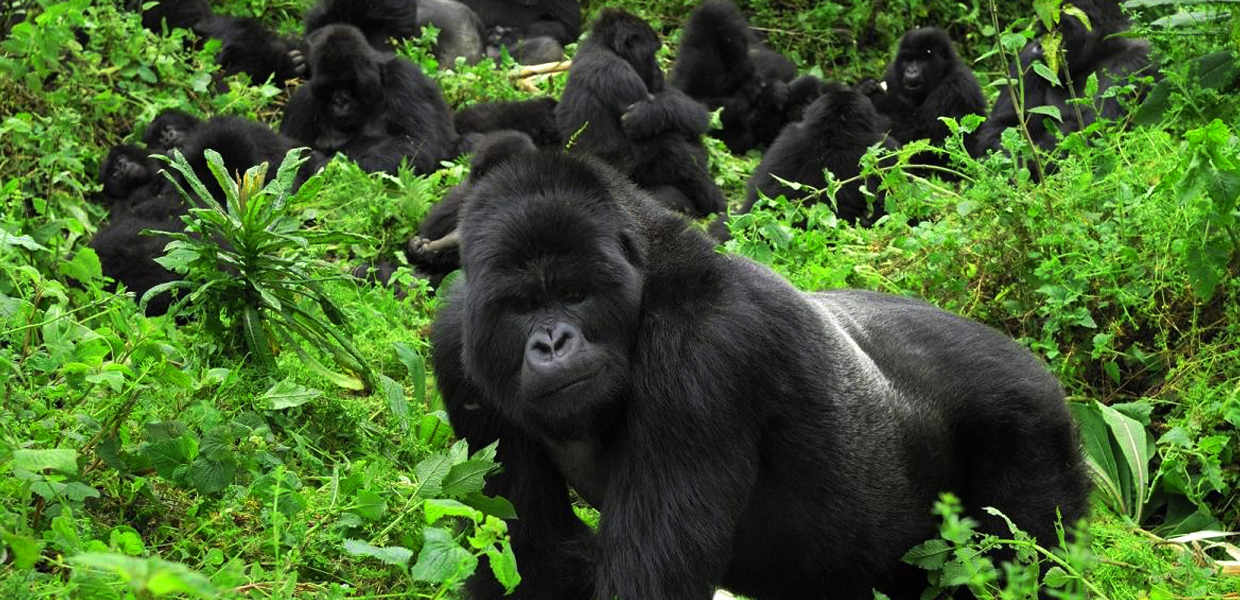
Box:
[262,379,321,410]
[13,448,78,473]
[441,460,497,498]
[425,498,481,524]
[1043,565,1071,588]
[60,247,102,283]
[380,375,409,430]
[410,527,477,584]
[485,539,521,593]
[413,452,453,499]
[902,539,951,570]
[342,538,413,567]
[144,436,198,480]
[189,457,236,494]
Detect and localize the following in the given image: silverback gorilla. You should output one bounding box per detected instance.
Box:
[430,150,1091,600]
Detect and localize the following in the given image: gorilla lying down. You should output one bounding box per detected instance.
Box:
[431,150,1091,600]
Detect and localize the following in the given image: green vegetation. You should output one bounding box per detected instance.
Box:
[2,0,1239,597]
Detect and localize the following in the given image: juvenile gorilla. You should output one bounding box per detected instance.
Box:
[859,28,985,172]
[194,16,307,84]
[431,149,1090,600]
[970,0,1159,164]
[711,83,897,240]
[281,24,457,174]
[670,0,815,153]
[556,9,725,217]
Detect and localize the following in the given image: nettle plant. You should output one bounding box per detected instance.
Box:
[150,148,377,391]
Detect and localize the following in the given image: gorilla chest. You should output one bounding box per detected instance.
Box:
[544,437,608,507]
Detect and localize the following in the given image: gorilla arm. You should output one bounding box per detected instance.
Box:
[620,87,712,141]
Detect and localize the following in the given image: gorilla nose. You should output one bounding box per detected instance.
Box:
[525,322,582,370]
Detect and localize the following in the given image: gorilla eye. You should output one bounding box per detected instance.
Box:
[563,290,587,304]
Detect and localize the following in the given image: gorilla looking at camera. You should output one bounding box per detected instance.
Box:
[556,9,725,218]
[431,148,1091,600]
[859,27,985,174]
[281,24,457,174]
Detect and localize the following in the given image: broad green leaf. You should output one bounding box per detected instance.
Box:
[419,411,452,447]
[189,457,236,494]
[144,435,198,480]
[343,538,413,568]
[2,531,44,569]
[70,553,217,598]
[59,247,101,283]
[380,375,409,430]
[262,379,322,410]
[13,448,78,473]
[1099,402,1151,520]
[425,498,481,524]
[902,539,951,570]
[412,452,453,499]
[352,490,388,522]
[461,492,517,520]
[109,527,145,556]
[1069,402,1126,514]
[1029,104,1063,122]
[410,527,477,584]
[442,460,497,498]
[485,538,521,593]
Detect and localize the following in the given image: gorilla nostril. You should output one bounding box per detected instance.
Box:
[551,323,576,354]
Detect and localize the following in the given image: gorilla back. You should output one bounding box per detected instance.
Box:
[431,151,1090,600]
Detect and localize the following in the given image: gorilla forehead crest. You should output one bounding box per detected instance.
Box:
[460,152,632,269]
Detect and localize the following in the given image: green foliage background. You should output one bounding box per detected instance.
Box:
[1,0,1239,597]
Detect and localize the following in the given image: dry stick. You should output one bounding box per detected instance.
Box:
[517,60,571,78]
[987,0,1045,180]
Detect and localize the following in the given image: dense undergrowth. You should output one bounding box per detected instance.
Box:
[2,0,1240,598]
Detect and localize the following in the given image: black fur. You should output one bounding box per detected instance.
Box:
[431,149,1091,600]
[89,212,185,317]
[304,0,420,49]
[970,0,1159,164]
[281,24,457,174]
[461,0,579,63]
[194,16,307,84]
[556,9,724,217]
[670,0,800,153]
[143,109,202,153]
[454,97,560,148]
[177,116,323,202]
[712,83,897,240]
[128,0,211,32]
[861,28,985,173]
[98,145,166,210]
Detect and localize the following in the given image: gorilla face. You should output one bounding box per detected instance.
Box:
[307,24,384,133]
[596,9,664,92]
[100,145,156,201]
[457,153,644,439]
[893,28,956,101]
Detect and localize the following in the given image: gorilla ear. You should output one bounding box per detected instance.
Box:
[619,230,644,269]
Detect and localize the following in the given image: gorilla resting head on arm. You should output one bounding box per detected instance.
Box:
[431,149,1090,600]
[281,23,457,174]
[556,9,724,217]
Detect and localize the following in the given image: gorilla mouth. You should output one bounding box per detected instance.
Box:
[543,368,603,399]
[905,80,924,92]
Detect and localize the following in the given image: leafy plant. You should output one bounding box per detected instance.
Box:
[154,148,378,391]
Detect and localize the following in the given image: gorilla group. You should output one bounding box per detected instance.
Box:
[557,9,725,218]
[430,147,1091,600]
[92,112,322,316]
